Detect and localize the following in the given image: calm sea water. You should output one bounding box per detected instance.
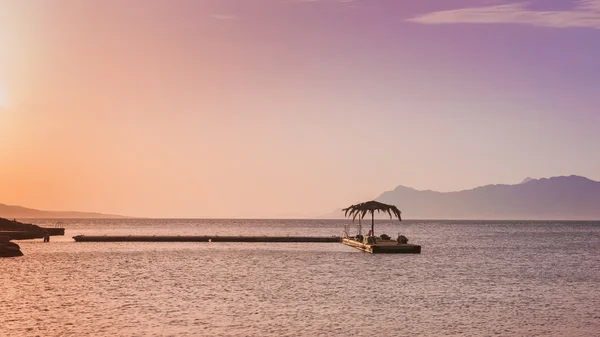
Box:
[1,219,599,336]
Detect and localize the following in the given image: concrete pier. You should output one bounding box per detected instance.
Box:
[73,235,341,243]
[0,227,64,241]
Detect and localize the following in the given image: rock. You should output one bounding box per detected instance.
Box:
[0,217,51,240]
[364,236,377,245]
[0,240,23,257]
[0,217,45,232]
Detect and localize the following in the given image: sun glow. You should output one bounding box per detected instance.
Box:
[0,82,10,137]
[0,83,6,109]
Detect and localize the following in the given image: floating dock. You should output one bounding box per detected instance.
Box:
[72,235,421,254]
[73,235,341,243]
[341,238,421,254]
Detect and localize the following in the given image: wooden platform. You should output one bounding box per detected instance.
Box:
[43,228,65,236]
[341,238,421,254]
[73,235,341,243]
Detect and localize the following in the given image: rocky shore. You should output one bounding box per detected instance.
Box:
[0,235,23,257]
[0,217,47,233]
[0,217,52,257]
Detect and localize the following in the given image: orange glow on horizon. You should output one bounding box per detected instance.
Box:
[1,1,599,218]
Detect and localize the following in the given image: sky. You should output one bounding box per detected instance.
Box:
[1,0,599,218]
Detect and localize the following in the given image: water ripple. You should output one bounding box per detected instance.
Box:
[1,220,599,336]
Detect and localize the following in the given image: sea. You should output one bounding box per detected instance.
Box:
[1,219,599,337]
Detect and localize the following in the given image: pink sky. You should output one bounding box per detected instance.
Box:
[1,0,599,217]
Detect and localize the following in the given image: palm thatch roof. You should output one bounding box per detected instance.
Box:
[342,200,402,222]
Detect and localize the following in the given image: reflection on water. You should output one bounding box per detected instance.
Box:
[1,220,599,336]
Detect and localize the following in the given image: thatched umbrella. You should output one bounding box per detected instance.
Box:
[342,200,401,237]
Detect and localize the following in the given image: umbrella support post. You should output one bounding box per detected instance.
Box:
[371,213,374,237]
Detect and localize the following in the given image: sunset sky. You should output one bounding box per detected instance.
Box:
[1,0,599,218]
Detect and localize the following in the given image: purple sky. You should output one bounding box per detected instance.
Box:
[1,0,599,217]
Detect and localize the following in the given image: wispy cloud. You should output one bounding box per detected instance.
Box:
[290,0,355,3]
[211,14,240,21]
[408,0,600,29]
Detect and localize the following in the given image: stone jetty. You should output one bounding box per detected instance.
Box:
[0,217,66,256]
[0,217,65,241]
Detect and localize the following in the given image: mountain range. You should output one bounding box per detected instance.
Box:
[0,203,125,219]
[331,175,600,220]
[3,175,600,220]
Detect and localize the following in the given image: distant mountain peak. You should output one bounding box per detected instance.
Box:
[0,203,126,219]
[520,177,535,184]
[393,185,416,192]
[371,174,600,220]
